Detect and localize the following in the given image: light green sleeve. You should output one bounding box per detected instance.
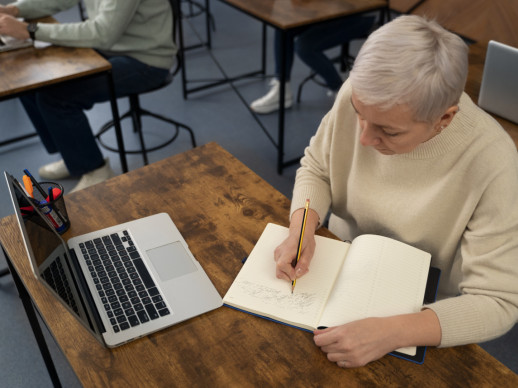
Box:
[22,0,140,50]
[12,0,79,19]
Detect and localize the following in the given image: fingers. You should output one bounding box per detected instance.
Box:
[273,207,319,282]
[313,326,339,347]
[314,319,391,368]
[274,243,312,281]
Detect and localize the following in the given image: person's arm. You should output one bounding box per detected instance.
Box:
[7,0,140,49]
[7,0,78,20]
[0,4,19,17]
[0,14,29,39]
[277,83,358,282]
[273,207,319,281]
[314,309,441,368]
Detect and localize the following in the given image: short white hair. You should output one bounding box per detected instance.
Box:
[349,15,468,123]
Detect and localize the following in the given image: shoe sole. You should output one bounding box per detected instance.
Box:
[38,170,71,180]
[250,101,293,115]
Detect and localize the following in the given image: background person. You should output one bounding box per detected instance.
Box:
[250,15,376,114]
[0,0,176,192]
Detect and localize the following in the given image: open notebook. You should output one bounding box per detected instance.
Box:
[224,223,440,364]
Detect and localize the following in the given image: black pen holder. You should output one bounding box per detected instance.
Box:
[26,181,71,234]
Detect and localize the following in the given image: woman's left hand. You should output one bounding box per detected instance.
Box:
[314,309,441,368]
[313,317,399,368]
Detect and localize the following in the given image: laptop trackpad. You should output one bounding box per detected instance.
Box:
[146,241,197,282]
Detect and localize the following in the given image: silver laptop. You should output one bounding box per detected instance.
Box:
[0,34,32,52]
[478,40,518,124]
[4,171,222,348]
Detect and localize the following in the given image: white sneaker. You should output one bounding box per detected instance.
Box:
[250,79,293,114]
[70,158,115,193]
[38,159,71,180]
[326,89,338,100]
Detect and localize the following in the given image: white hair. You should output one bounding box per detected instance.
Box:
[349,15,468,123]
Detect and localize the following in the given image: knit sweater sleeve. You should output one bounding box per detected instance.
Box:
[12,0,175,69]
[291,113,333,224]
[291,81,358,224]
[14,0,79,19]
[425,141,518,347]
[16,0,140,50]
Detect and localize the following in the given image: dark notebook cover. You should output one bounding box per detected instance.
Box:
[388,266,441,364]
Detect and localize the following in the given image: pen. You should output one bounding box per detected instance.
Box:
[22,175,34,198]
[292,199,310,294]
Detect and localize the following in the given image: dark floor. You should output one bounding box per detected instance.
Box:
[0,2,516,387]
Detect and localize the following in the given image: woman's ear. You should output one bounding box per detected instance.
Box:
[435,105,459,132]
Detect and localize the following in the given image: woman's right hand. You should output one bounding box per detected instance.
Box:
[273,207,319,282]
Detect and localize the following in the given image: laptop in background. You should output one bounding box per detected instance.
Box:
[478,40,518,124]
[4,171,222,347]
[0,34,32,52]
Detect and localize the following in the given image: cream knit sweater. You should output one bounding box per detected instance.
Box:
[291,80,518,347]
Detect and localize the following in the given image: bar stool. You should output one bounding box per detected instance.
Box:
[95,0,196,166]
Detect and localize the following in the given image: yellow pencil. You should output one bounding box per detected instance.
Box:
[292,199,310,294]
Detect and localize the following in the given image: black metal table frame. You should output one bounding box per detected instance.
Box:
[180,0,390,173]
[0,70,128,174]
[1,243,63,388]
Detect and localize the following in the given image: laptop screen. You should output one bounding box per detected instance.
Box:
[4,172,102,338]
[478,40,518,124]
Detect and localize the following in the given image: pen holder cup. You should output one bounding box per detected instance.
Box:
[28,181,70,234]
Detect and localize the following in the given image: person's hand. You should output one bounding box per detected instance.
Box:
[0,14,29,40]
[313,317,399,368]
[0,5,19,17]
[313,309,441,368]
[273,207,319,281]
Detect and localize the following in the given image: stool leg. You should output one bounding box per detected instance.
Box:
[129,95,149,165]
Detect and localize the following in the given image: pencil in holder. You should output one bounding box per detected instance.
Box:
[29,181,70,234]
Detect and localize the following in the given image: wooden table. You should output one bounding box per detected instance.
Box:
[0,19,128,172]
[390,0,518,47]
[1,142,517,387]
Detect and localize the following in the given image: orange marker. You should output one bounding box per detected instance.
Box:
[23,175,34,198]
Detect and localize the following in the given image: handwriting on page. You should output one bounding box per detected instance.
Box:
[236,280,317,314]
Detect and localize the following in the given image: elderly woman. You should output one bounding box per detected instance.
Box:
[274,15,518,368]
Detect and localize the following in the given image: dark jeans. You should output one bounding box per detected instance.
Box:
[274,15,376,91]
[20,53,169,176]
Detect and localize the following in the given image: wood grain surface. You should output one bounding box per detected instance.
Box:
[220,0,387,29]
[0,45,111,98]
[390,0,518,47]
[1,143,517,387]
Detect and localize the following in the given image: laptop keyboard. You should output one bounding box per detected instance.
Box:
[79,230,171,333]
[42,256,80,315]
